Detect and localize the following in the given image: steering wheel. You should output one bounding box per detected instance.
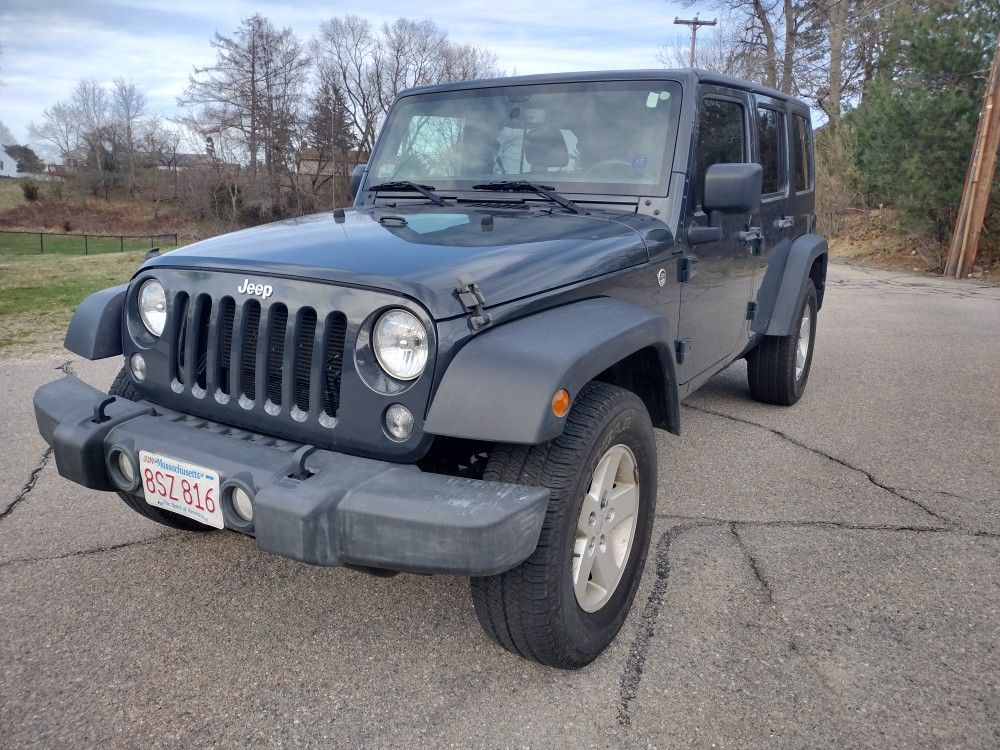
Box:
[583,159,635,179]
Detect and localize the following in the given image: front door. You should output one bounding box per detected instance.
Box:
[676,89,756,383]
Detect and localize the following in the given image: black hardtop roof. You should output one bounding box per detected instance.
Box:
[399,68,811,113]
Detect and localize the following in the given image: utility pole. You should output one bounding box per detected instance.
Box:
[674,14,717,68]
[945,36,1000,278]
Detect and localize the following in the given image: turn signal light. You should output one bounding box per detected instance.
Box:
[551,389,571,417]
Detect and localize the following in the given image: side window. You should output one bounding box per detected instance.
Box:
[791,114,814,192]
[694,98,746,207]
[756,106,785,195]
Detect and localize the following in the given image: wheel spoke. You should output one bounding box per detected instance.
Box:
[574,546,596,601]
[592,545,621,590]
[607,482,638,521]
[590,449,619,503]
[577,492,600,535]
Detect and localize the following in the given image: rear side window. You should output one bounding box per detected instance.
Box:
[791,114,813,192]
[756,106,785,195]
[694,98,747,207]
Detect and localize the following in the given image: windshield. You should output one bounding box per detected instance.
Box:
[367,80,682,197]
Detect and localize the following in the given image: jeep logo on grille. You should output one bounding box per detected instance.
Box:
[237,278,273,300]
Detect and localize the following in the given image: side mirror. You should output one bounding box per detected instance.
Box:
[350,163,367,201]
[702,162,763,215]
[688,163,763,246]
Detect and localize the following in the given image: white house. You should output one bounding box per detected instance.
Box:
[0,145,20,178]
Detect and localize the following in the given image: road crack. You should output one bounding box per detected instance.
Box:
[0,533,185,569]
[729,522,774,604]
[684,403,957,528]
[617,521,712,727]
[1,360,77,524]
[1,448,52,523]
[729,522,842,702]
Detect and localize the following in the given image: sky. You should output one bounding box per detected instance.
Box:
[0,0,702,148]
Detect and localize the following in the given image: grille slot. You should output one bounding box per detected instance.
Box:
[322,312,347,418]
[193,296,212,391]
[173,293,190,384]
[266,305,288,406]
[217,298,235,395]
[240,301,261,400]
[294,309,317,413]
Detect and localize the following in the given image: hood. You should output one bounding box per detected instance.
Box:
[144,206,651,319]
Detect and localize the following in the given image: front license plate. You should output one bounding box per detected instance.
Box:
[139,451,223,529]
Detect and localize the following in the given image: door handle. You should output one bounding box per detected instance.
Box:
[773,216,795,230]
[738,227,763,256]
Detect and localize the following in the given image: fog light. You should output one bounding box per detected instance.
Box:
[385,404,414,441]
[231,486,254,522]
[130,353,146,382]
[117,452,135,485]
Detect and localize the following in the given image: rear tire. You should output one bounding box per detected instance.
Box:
[108,368,213,532]
[746,280,818,406]
[470,382,657,669]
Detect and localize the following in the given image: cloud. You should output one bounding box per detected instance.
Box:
[0,0,689,145]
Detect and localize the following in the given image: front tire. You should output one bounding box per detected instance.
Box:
[470,382,657,669]
[746,280,818,406]
[108,368,214,532]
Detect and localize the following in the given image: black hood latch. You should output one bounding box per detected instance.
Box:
[455,278,492,331]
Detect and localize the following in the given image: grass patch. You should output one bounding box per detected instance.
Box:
[0,250,148,354]
[0,179,27,211]
[0,230,174,257]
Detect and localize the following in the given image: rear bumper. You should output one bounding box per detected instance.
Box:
[34,375,549,575]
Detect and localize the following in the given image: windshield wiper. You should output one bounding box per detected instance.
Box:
[367,180,449,207]
[472,180,589,215]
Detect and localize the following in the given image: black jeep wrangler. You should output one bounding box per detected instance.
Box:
[34,70,825,669]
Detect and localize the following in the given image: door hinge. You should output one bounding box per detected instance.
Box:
[677,255,699,283]
[455,278,492,331]
[674,339,691,365]
[746,301,758,320]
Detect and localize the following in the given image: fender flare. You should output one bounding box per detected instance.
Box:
[64,284,127,360]
[752,233,828,337]
[424,297,680,445]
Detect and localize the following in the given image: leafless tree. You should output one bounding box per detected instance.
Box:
[28,102,81,161]
[0,120,14,146]
[313,16,501,155]
[112,78,147,198]
[181,14,310,216]
[72,79,114,198]
[659,22,769,79]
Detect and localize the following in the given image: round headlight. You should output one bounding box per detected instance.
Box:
[373,309,428,381]
[138,279,167,337]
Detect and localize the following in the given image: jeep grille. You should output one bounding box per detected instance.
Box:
[171,291,347,423]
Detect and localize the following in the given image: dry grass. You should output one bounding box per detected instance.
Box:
[0,179,27,211]
[0,250,147,355]
[826,208,1000,283]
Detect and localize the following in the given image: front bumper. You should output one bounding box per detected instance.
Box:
[34,376,549,575]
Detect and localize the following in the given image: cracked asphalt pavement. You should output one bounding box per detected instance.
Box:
[1,263,998,748]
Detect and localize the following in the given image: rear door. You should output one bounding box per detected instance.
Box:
[786,110,815,240]
[676,87,756,383]
[752,95,790,300]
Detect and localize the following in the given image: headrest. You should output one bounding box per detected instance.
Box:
[523,127,568,171]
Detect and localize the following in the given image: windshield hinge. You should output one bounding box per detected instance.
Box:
[456,278,492,331]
